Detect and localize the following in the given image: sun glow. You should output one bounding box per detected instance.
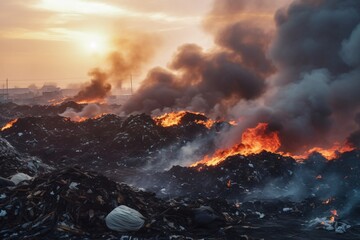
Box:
[81,33,110,55]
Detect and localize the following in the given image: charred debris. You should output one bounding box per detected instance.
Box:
[1,102,360,239]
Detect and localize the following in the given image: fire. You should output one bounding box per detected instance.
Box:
[1,119,18,131]
[190,120,354,167]
[195,119,216,129]
[192,123,281,166]
[48,97,67,106]
[154,111,217,129]
[305,144,354,160]
[76,99,106,105]
[69,114,104,123]
[329,209,338,223]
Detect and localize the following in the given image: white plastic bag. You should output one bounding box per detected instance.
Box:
[105,205,145,232]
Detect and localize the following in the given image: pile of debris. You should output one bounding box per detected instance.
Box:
[2,167,360,239]
[0,101,84,125]
[0,112,224,174]
[0,137,51,179]
[0,167,252,239]
[142,151,297,199]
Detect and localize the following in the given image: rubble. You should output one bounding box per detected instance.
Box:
[1,106,360,238]
[0,112,222,175]
[0,167,254,239]
[0,137,51,178]
[142,151,297,199]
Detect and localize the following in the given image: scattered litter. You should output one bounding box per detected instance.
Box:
[105,205,145,232]
[10,173,32,185]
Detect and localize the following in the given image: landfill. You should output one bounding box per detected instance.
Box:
[1,103,360,239]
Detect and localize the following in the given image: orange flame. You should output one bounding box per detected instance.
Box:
[76,99,106,105]
[154,111,217,129]
[329,209,338,223]
[305,144,354,160]
[1,119,18,131]
[69,114,104,123]
[192,123,281,166]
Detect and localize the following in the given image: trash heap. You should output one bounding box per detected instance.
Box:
[0,112,223,173]
[144,151,297,199]
[0,137,51,179]
[0,101,85,125]
[0,167,253,240]
[2,167,360,239]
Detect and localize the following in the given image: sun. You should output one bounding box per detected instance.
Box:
[81,33,110,55]
[89,41,99,51]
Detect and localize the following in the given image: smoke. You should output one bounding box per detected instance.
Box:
[253,0,360,153]
[122,0,276,115]
[73,32,158,103]
[59,103,105,122]
[208,0,360,155]
[119,0,360,156]
[72,69,111,103]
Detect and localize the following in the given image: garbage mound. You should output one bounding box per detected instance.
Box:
[0,167,252,239]
[0,113,222,173]
[0,167,164,239]
[143,151,297,198]
[0,101,84,125]
[2,167,360,239]
[0,137,51,178]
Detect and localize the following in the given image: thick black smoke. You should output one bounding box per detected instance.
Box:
[123,0,360,155]
[260,0,360,153]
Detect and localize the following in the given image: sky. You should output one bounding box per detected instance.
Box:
[0,0,214,88]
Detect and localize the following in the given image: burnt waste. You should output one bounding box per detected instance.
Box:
[1,105,360,239]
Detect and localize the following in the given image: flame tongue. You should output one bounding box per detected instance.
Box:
[1,119,18,131]
[154,111,216,129]
[192,123,281,166]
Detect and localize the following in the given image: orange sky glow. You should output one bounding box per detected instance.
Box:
[0,0,286,89]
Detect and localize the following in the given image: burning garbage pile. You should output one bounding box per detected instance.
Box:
[0,111,225,174]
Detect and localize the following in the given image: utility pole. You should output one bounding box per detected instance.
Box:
[6,78,9,101]
[130,74,133,95]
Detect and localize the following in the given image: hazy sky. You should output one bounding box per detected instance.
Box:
[0,0,214,88]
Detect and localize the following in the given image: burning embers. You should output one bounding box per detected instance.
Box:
[193,123,280,166]
[1,119,18,131]
[153,111,217,129]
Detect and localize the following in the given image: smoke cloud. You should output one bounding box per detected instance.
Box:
[122,0,275,114]
[121,0,360,156]
[59,103,105,122]
[72,32,158,103]
[72,69,111,103]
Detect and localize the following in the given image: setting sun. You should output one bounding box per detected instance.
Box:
[79,33,110,55]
